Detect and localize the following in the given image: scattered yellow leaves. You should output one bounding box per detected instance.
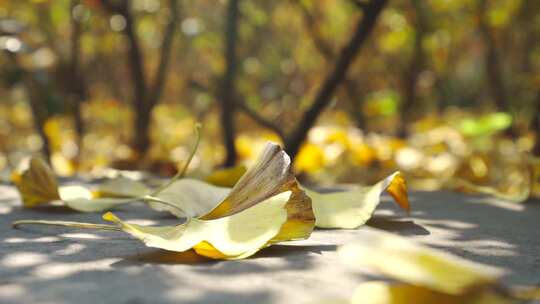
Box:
[530,156,540,198]
[349,281,511,304]
[204,165,246,187]
[306,172,409,229]
[339,229,537,304]
[11,157,60,207]
[103,142,316,259]
[104,191,292,259]
[294,143,325,173]
[149,178,230,218]
[11,156,140,212]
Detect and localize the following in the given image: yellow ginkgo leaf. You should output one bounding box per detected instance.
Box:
[350,281,513,304]
[204,165,247,187]
[11,157,60,207]
[95,176,150,198]
[339,229,504,295]
[150,178,230,218]
[306,172,409,229]
[104,191,292,260]
[529,156,540,198]
[59,185,134,212]
[450,177,531,203]
[103,142,315,259]
[11,157,141,212]
[294,143,325,173]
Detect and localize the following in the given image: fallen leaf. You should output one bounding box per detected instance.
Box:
[450,177,531,203]
[530,156,540,198]
[306,172,409,229]
[204,165,246,187]
[11,157,60,207]
[104,191,292,259]
[339,229,503,295]
[59,185,134,212]
[349,281,512,304]
[95,176,150,198]
[11,157,140,212]
[103,142,315,259]
[294,143,325,173]
[337,230,538,303]
[149,178,230,218]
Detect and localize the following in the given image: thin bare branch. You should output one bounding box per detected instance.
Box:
[532,91,540,155]
[350,0,370,10]
[296,0,367,130]
[285,0,388,159]
[220,0,240,166]
[296,1,334,60]
[70,0,86,155]
[148,0,180,107]
[237,102,285,139]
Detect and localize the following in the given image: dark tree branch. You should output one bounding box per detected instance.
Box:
[219,0,240,166]
[477,0,515,137]
[297,1,335,60]
[349,0,370,11]
[148,0,179,107]
[101,0,180,157]
[284,0,387,159]
[69,0,86,157]
[237,102,285,139]
[297,0,367,130]
[102,0,147,107]
[398,0,428,138]
[121,3,147,108]
[5,52,52,162]
[532,91,540,156]
[100,0,125,15]
[187,78,212,92]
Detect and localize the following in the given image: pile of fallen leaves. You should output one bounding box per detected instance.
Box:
[8,125,540,303]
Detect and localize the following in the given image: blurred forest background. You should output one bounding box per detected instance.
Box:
[0,0,539,198]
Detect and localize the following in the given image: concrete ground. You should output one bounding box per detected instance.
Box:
[1,183,539,304]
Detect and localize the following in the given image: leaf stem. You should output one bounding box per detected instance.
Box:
[12,220,121,231]
[152,123,202,195]
[142,195,187,215]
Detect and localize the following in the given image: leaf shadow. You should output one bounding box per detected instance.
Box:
[253,244,338,258]
[111,249,216,267]
[366,215,430,236]
[18,205,77,214]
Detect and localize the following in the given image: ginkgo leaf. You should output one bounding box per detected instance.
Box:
[11,157,60,207]
[531,157,540,198]
[338,229,504,295]
[451,177,531,203]
[95,176,151,198]
[104,191,292,260]
[306,172,409,229]
[11,156,139,212]
[59,185,134,212]
[103,142,315,259]
[151,142,316,239]
[150,178,230,218]
[204,165,246,187]
[349,281,513,304]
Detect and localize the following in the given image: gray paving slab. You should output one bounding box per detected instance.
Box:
[0,183,539,304]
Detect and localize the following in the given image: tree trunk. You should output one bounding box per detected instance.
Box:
[532,91,540,156]
[6,53,52,162]
[133,105,152,156]
[70,0,85,161]
[285,0,387,160]
[398,0,427,138]
[220,0,240,167]
[477,0,515,137]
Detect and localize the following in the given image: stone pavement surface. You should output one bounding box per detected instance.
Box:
[1,183,539,304]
